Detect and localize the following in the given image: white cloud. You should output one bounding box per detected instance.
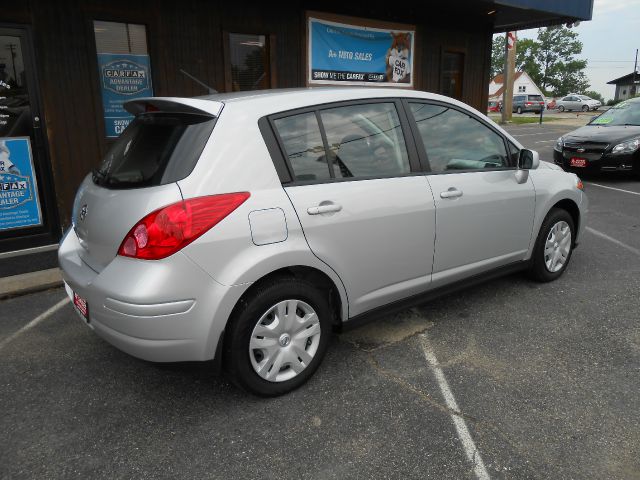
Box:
[593,0,640,16]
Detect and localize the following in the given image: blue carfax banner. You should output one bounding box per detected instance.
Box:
[308,17,414,87]
[0,137,42,231]
[97,53,153,137]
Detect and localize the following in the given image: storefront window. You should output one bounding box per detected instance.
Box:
[93,21,153,137]
[94,21,148,54]
[441,51,464,100]
[228,33,270,91]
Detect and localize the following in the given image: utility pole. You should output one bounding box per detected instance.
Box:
[501,31,516,124]
[633,48,638,97]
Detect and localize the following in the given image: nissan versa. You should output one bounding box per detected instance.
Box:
[59,88,587,396]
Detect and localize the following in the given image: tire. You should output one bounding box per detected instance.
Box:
[517,106,523,114]
[558,105,565,112]
[223,277,333,396]
[528,208,575,282]
[582,105,589,112]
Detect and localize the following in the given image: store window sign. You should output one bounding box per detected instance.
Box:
[308,17,415,87]
[97,53,153,137]
[0,137,42,231]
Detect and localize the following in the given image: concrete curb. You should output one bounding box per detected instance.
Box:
[0,268,63,299]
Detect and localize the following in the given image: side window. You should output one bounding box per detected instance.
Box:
[319,103,410,178]
[409,103,509,172]
[562,96,571,101]
[273,113,330,182]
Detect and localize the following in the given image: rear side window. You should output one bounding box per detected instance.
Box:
[273,113,330,182]
[409,102,509,172]
[528,95,543,101]
[94,113,215,189]
[319,103,410,178]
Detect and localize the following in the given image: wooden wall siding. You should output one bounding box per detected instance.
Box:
[7,1,493,229]
[29,0,102,227]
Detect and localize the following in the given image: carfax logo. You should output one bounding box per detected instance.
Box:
[101,60,150,95]
[0,173,32,209]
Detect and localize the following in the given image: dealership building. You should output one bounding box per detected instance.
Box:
[1,0,592,274]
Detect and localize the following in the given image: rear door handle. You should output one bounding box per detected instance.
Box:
[440,188,463,199]
[307,204,342,215]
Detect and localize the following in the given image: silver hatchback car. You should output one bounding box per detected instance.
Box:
[59,88,587,396]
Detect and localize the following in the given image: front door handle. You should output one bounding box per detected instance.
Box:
[307,203,342,215]
[440,188,463,199]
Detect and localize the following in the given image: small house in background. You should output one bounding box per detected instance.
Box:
[607,72,639,101]
[488,71,545,102]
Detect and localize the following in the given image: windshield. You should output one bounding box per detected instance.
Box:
[93,113,216,189]
[528,95,543,101]
[590,100,640,126]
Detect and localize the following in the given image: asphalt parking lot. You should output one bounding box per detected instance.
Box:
[2,120,639,479]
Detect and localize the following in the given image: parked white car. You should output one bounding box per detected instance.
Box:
[557,94,601,112]
[59,88,588,396]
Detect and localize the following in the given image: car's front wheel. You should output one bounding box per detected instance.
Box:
[223,277,332,396]
[528,208,575,282]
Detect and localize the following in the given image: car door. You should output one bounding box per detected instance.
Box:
[271,101,436,317]
[406,100,536,288]
[568,96,581,110]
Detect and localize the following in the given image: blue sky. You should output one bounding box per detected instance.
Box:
[503,0,640,100]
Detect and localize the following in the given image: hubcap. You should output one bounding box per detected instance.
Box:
[544,220,572,273]
[249,299,321,383]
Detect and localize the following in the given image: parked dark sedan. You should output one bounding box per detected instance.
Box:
[554,97,640,176]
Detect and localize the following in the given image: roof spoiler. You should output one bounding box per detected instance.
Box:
[124,97,224,117]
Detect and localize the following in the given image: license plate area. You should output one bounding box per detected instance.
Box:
[570,157,587,167]
[73,291,90,323]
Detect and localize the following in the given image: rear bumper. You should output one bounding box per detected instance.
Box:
[59,228,248,362]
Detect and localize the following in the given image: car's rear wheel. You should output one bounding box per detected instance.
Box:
[582,105,589,112]
[528,208,575,282]
[558,105,565,112]
[517,106,523,114]
[223,277,332,396]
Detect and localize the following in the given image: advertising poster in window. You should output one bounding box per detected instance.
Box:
[0,137,42,231]
[97,53,153,137]
[308,16,415,87]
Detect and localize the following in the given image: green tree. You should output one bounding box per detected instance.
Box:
[490,36,504,80]
[515,38,541,84]
[529,26,588,95]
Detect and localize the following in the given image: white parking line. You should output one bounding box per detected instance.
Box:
[0,297,70,351]
[511,132,554,137]
[585,182,640,197]
[534,139,557,144]
[586,227,640,256]
[420,334,491,480]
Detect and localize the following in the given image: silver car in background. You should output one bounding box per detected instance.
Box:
[59,88,587,396]
[557,94,602,112]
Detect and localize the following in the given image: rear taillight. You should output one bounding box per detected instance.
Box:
[118,193,250,260]
[525,102,532,105]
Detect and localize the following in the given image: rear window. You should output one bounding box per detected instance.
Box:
[93,113,216,189]
[528,95,544,101]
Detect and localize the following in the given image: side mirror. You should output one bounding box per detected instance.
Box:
[518,149,540,170]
